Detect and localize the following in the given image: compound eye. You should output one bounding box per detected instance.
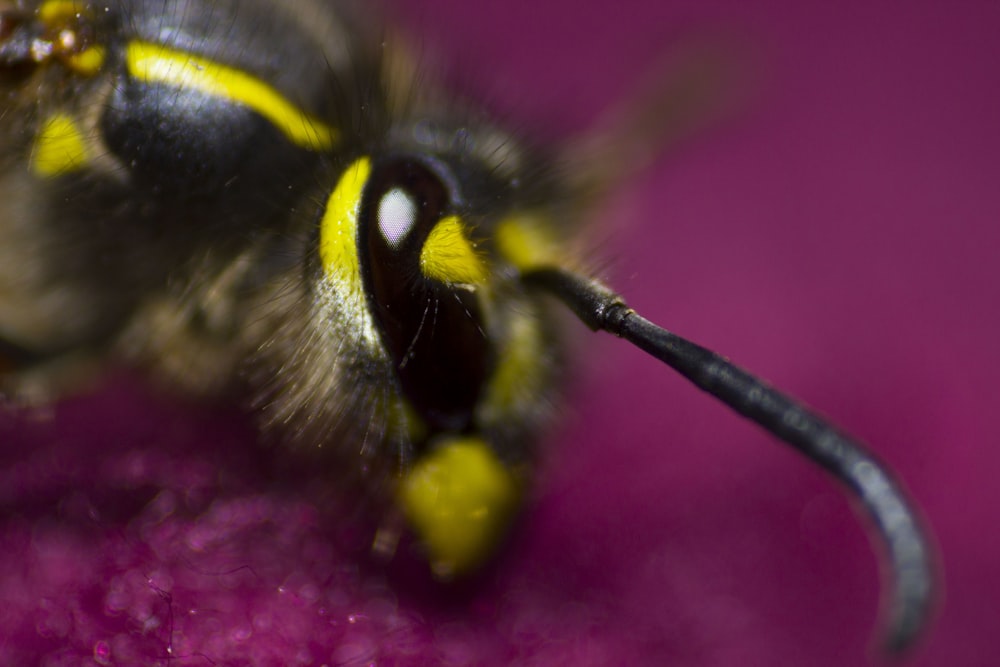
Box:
[365,159,451,261]
[358,158,490,433]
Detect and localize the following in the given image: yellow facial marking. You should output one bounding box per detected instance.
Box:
[495,214,560,270]
[482,309,546,416]
[319,158,370,284]
[316,158,385,348]
[31,113,90,176]
[400,437,520,579]
[125,41,337,151]
[420,216,488,285]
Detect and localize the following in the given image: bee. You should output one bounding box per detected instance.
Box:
[0,0,933,656]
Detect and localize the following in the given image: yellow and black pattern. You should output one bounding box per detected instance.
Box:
[0,0,570,577]
[0,1,934,641]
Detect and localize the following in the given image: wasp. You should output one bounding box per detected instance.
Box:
[0,0,933,655]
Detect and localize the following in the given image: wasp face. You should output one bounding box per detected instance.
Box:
[252,126,574,576]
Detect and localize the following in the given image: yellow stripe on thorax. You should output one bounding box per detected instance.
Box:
[125,41,337,151]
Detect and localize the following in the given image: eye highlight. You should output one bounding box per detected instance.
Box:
[377,187,418,249]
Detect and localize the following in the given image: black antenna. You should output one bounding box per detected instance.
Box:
[523,267,934,654]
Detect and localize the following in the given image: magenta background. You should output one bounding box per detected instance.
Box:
[2,2,997,665]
